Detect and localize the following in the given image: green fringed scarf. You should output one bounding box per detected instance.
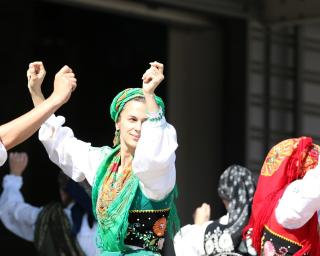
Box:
[92,146,180,254]
[92,145,139,252]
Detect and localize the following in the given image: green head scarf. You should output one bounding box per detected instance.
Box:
[110,88,165,122]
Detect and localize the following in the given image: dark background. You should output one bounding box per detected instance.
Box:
[0,1,168,254]
[0,0,247,255]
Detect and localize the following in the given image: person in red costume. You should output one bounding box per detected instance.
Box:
[243,136,320,256]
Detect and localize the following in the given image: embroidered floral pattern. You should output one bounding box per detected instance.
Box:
[261,226,303,256]
[204,227,234,255]
[96,152,132,220]
[126,223,163,252]
[261,138,319,177]
[124,209,170,253]
[263,241,289,256]
[261,139,298,177]
[148,111,163,122]
[152,217,167,236]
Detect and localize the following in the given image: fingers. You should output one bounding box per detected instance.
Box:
[70,78,77,91]
[9,152,29,175]
[150,61,164,73]
[27,61,46,83]
[28,61,46,75]
[142,61,164,80]
[142,66,161,83]
[53,64,78,103]
[57,65,73,75]
[198,203,211,216]
[9,152,28,162]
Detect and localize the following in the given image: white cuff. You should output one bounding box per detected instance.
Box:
[3,175,23,190]
[39,115,65,141]
[0,142,7,167]
[146,108,166,127]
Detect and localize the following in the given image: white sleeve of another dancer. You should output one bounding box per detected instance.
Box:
[133,109,178,201]
[39,115,112,185]
[0,142,7,167]
[0,175,42,241]
[174,222,211,256]
[275,163,320,229]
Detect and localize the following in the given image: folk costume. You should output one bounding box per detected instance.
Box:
[174,165,256,256]
[0,173,98,256]
[39,88,179,255]
[243,137,320,256]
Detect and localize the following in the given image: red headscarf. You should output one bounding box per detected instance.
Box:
[243,136,320,256]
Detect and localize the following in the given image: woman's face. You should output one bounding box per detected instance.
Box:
[116,100,147,152]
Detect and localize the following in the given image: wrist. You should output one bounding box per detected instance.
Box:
[28,86,42,95]
[142,90,155,97]
[47,93,64,108]
[10,172,22,177]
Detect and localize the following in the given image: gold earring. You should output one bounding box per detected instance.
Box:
[113,130,120,147]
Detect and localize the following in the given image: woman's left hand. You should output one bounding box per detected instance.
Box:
[142,61,164,94]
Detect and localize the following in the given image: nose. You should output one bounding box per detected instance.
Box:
[134,121,143,132]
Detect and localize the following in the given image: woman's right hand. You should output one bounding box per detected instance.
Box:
[51,65,77,105]
[193,203,211,225]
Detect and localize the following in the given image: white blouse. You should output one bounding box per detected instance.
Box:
[275,160,320,229]
[174,216,228,256]
[0,142,7,166]
[38,110,177,201]
[0,174,99,256]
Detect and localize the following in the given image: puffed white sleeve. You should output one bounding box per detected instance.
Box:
[0,141,7,167]
[275,161,320,229]
[39,115,112,185]
[0,175,42,241]
[174,222,211,256]
[132,109,178,200]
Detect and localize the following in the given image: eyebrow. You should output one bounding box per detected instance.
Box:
[128,115,148,121]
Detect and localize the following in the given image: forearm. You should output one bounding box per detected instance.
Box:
[143,92,160,113]
[29,88,45,107]
[0,95,62,150]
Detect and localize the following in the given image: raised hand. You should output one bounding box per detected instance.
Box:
[193,203,211,225]
[51,65,77,105]
[27,61,46,106]
[27,61,46,93]
[142,61,164,94]
[9,152,28,176]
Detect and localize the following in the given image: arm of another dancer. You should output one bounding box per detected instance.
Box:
[174,203,212,256]
[133,61,177,200]
[0,64,77,155]
[275,161,320,229]
[0,152,42,241]
[28,62,111,184]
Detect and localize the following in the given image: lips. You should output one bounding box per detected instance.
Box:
[132,135,140,141]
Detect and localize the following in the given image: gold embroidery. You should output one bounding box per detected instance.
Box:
[260,138,319,177]
[261,139,298,177]
[264,225,303,247]
[129,208,170,213]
